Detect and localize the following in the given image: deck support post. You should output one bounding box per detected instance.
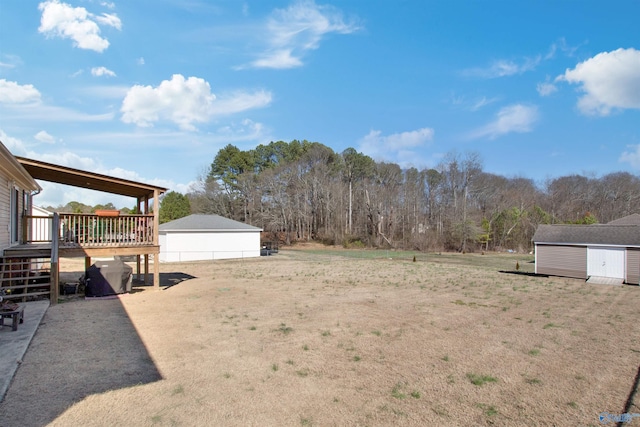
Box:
[153,189,160,290]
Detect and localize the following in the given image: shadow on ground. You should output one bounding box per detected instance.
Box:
[0,296,163,427]
[130,272,197,290]
[161,272,196,289]
[498,270,548,277]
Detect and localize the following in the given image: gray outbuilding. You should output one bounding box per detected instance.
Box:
[532,214,640,284]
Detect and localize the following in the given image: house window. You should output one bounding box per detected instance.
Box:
[10,185,19,244]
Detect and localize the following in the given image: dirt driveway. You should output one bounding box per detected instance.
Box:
[0,250,638,426]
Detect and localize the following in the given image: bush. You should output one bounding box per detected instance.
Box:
[342,236,366,249]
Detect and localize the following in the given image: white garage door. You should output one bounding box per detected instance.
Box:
[587,247,625,279]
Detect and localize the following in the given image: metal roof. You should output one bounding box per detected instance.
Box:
[16,156,167,200]
[532,223,640,246]
[159,214,262,232]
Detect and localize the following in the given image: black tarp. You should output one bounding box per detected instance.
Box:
[84,259,133,297]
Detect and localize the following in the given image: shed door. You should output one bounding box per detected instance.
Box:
[587,247,625,279]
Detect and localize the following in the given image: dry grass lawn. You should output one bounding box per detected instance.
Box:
[2,249,639,426]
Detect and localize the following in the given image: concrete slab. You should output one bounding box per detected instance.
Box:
[0,300,49,402]
[586,276,624,286]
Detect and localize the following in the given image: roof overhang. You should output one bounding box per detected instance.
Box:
[16,156,167,200]
[0,144,41,192]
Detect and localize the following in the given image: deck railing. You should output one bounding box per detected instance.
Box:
[23,213,155,247]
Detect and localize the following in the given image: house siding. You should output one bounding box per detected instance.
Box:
[626,248,640,285]
[536,244,587,279]
[0,173,9,250]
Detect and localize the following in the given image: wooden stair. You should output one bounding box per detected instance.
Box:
[1,252,54,302]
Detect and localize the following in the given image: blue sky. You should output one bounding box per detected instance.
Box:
[1,0,640,208]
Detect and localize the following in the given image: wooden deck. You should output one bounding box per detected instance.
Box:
[1,213,161,303]
[3,242,160,259]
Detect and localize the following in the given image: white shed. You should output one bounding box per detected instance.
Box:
[159,214,262,262]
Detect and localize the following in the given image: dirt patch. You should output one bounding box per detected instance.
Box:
[1,252,639,426]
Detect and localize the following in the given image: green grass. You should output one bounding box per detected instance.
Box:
[525,377,542,385]
[391,383,406,399]
[467,373,498,386]
[476,403,498,417]
[278,323,293,334]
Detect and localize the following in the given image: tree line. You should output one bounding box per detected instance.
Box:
[175,140,640,252]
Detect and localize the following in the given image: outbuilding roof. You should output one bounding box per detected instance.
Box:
[607,213,640,226]
[159,214,262,232]
[532,223,640,246]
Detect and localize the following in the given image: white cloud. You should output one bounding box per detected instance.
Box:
[450,93,499,111]
[470,96,498,111]
[38,0,122,53]
[620,145,640,169]
[358,128,434,167]
[250,0,360,69]
[0,129,29,155]
[215,119,267,141]
[137,57,145,65]
[121,74,272,131]
[251,49,303,69]
[537,80,557,97]
[1,102,114,122]
[208,90,272,116]
[91,66,116,77]
[121,75,215,130]
[83,84,130,99]
[94,13,122,30]
[34,130,56,144]
[468,104,539,140]
[0,79,42,103]
[546,37,583,60]
[0,54,22,69]
[463,56,541,78]
[558,48,640,116]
